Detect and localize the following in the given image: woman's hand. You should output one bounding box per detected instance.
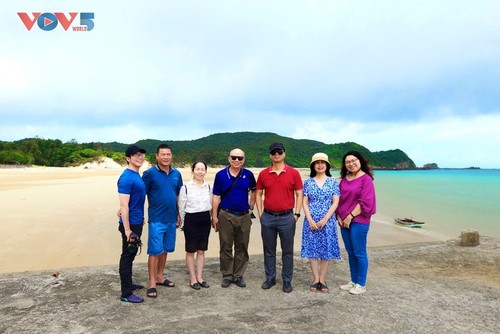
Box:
[342,215,352,229]
[316,219,326,230]
[309,220,319,230]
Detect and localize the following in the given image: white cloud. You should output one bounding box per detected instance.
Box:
[2,1,500,167]
[293,113,500,168]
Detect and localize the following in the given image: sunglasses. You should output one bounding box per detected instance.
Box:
[230,156,244,161]
[270,149,284,155]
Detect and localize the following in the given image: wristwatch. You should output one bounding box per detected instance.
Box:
[294,213,301,218]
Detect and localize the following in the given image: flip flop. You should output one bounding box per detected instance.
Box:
[146,287,157,298]
[157,279,175,287]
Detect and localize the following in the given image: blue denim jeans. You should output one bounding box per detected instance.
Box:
[340,222,370,286]
[260,212,296,283]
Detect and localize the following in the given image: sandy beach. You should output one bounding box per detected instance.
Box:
[1,161,499,333]
[1,161,446,274]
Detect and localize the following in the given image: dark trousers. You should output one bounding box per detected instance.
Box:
[118,223,143,298]
[218,210,252,279]
[260,212,296,283]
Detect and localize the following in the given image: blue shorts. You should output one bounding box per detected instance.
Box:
[147,222,177,256]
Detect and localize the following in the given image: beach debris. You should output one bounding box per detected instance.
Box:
[460,229,480,247]
[44,272,65,291]
[394,217,425,228]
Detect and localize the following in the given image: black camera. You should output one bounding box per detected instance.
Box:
[128,232,142,254]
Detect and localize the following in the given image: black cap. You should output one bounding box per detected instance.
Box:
[125,145,146,157]
[269,142,285,153]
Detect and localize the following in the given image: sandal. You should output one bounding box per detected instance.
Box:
[157,279,175,287]
[198,281,210,288]
[320,282,329,293]
[146,287,157,298]
[190,282,201,290]
[310,282,320,292]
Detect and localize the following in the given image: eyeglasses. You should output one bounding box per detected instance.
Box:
[132,152,145,158]
[270,149,284,155]
[345,158,358,165]
[230,156,244,161]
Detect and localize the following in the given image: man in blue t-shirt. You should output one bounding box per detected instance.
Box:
[142,144,183,298]
[211,148,256,289]
[117,145,147,303]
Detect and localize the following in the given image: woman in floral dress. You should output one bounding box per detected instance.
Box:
[301,153,341,293]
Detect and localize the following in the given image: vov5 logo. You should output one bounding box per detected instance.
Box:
[18,12,95,31]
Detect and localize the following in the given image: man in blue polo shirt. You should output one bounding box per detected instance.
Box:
[142,144,183,298]
[211,148,256,288]
[117,145,147,303]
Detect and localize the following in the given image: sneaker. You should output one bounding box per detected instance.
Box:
[349,284,366,295]
[339,281,356,291]
[233,277,247,288]
[282,282,293,293]
[221,278,232,288]
[261,279,276,290]
[120,293,144,303]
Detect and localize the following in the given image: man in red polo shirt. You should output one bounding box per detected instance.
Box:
[256,142,303,293]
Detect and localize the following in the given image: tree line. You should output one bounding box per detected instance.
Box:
[0,132,416,169]
[0,138,124,167]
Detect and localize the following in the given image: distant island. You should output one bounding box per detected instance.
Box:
[1,132,418,169]
[423,163,482,170]
[423,163,439,169]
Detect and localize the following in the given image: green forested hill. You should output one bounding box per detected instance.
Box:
[0,132,416,168]
[105,132,416,169]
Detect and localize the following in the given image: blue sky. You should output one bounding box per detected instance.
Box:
[2,1,500,168]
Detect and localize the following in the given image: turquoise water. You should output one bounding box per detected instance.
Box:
[359,169,500,239]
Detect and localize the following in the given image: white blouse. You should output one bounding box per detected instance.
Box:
[178,180,212,223]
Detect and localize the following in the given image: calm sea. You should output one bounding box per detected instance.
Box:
[358,169,500,239]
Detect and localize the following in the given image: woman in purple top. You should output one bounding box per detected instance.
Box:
[337,151,376,295]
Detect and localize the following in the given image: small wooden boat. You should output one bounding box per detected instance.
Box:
[394,217,425,228]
